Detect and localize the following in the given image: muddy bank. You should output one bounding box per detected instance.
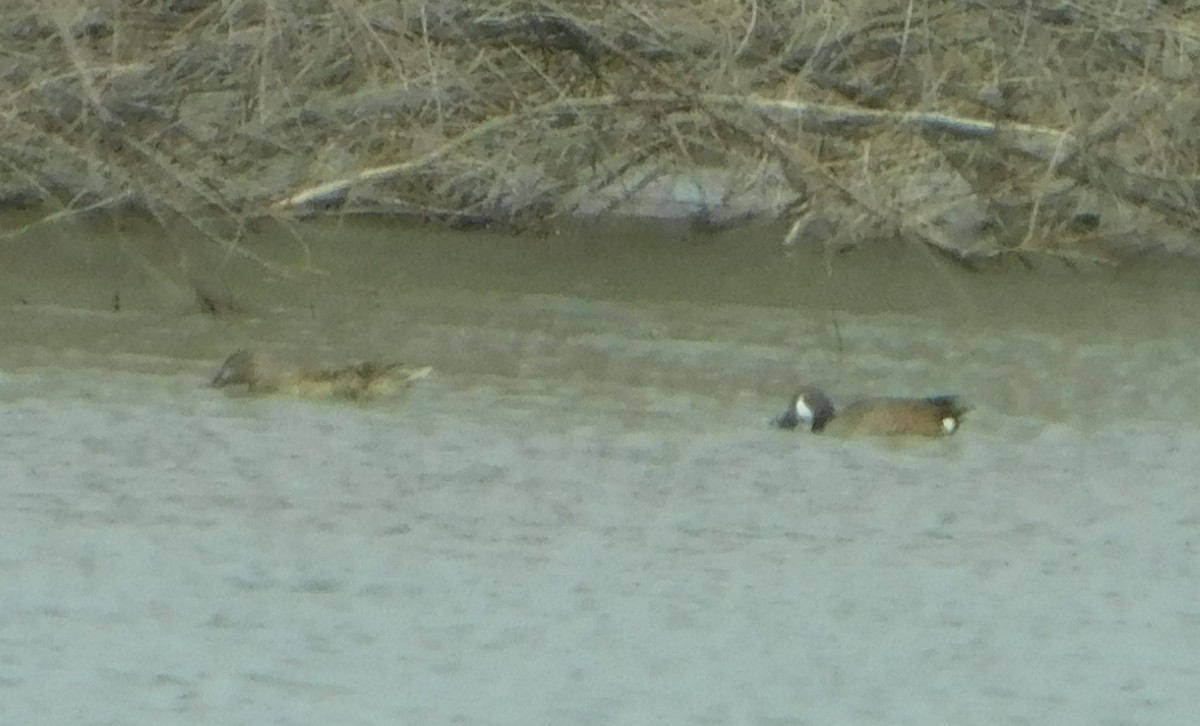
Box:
[4,1,1199,263]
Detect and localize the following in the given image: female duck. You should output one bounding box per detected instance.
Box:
[211,348,432,400]
[774,386,967,437]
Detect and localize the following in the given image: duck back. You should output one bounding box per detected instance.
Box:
[829,396,966,437]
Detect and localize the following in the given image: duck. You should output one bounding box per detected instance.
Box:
[773,386,967,437]
[211,348,432,400]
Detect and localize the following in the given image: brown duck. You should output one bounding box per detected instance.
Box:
[211,348,432,400]
[773,386,967,437]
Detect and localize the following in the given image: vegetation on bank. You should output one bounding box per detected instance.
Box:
[2,0,1198,263]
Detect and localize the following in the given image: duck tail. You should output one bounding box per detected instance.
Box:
[352,361,393,381]
[398,364,433,383]
[370,361,433,383]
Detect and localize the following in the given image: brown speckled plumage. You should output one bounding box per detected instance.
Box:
[211,348,432,400]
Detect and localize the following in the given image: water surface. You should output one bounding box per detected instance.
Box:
[2,218,1198,724]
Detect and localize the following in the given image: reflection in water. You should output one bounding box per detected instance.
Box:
[2,219,1198,723]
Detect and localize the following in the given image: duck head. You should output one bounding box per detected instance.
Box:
[773,387,836,432]
[211,348,258,388]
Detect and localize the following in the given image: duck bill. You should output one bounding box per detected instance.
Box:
[772,408,800,430]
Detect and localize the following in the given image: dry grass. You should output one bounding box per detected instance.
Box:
[2,0,1199,262]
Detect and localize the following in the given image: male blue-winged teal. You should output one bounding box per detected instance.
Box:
[211,348,432,400]
[774,386,967,437]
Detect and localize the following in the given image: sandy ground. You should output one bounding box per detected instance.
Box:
[2,221,1198,724]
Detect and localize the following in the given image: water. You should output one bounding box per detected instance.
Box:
[2,217,1198,724]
